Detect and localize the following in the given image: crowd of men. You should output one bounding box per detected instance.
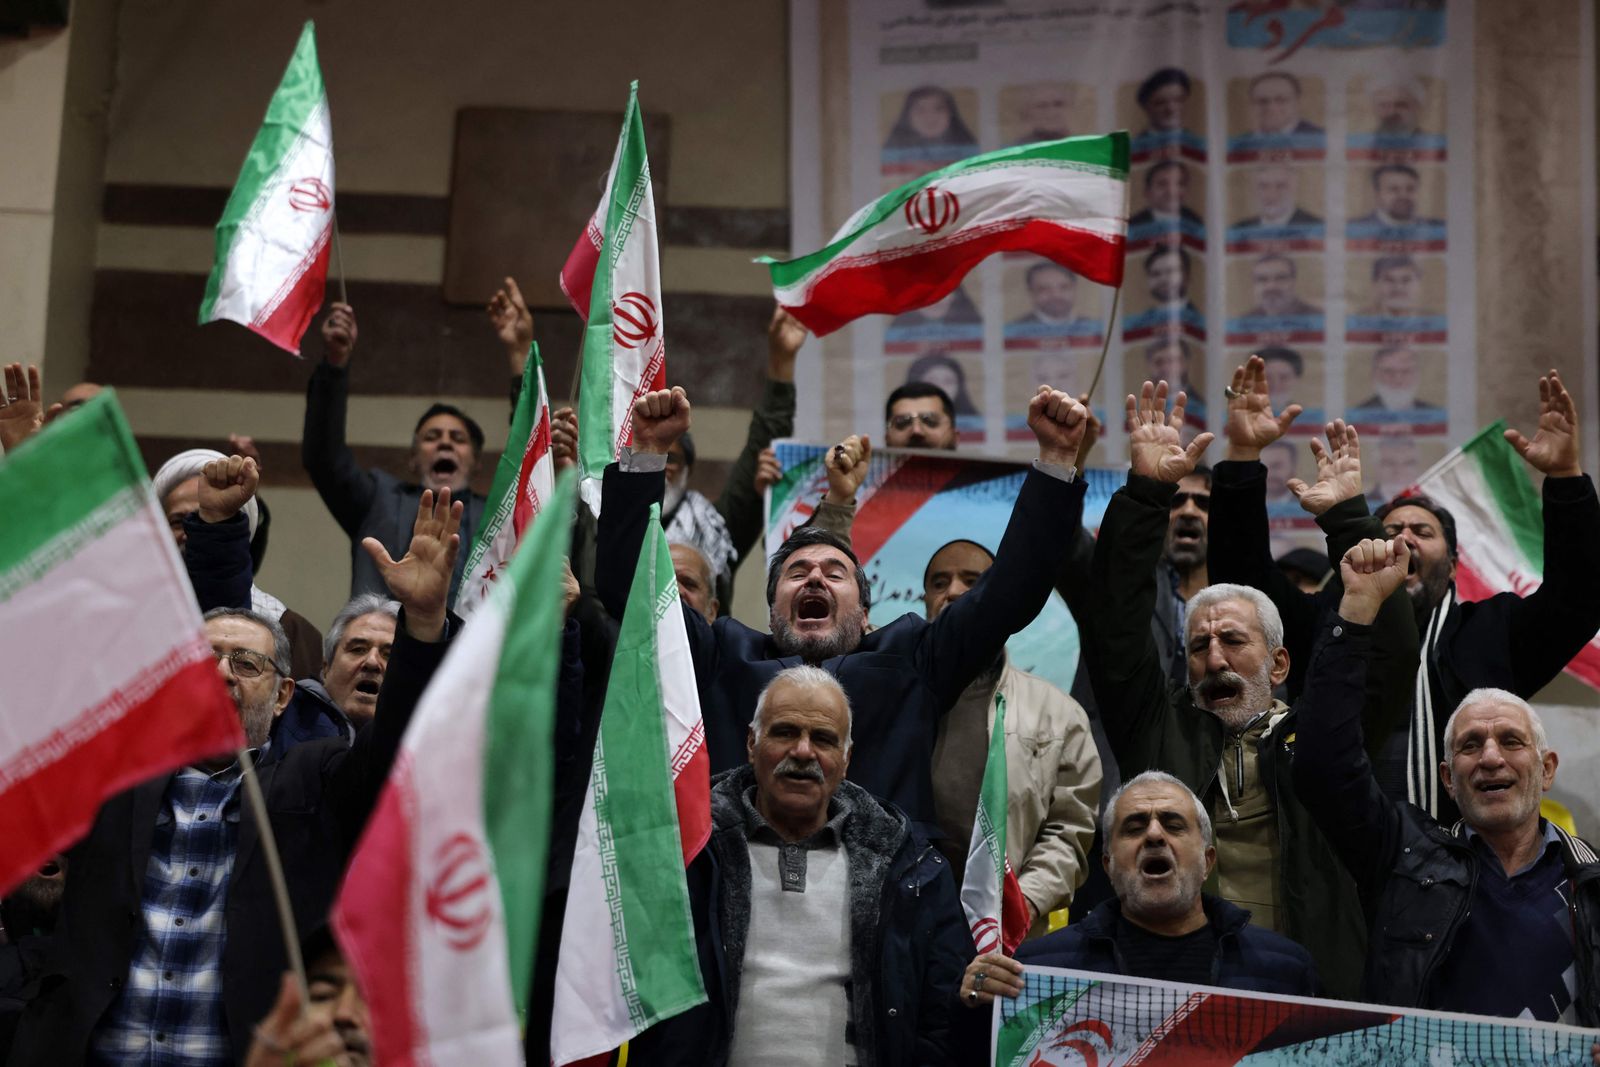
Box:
[1,280,1599,1065]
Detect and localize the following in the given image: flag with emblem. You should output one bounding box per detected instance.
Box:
[332,468,577,1067]
[198,20,335,356]
[0,391,244,896]
[1411,421,1600,690]
[962,694,1031,958]
[455,342,554,622]
[568,81,667,514]
[550,505,709,1065]
[760,132,1129,337]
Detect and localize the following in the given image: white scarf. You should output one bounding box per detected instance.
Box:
[664,489,738,585]
[1407,585,1455,815]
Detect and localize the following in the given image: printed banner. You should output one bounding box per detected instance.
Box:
[993,966,1599,1066]
[765,442,1121,695]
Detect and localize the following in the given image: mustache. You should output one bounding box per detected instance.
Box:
[774,757,824,782]
[1197,670,1247,698]
[1171,516,1204,538]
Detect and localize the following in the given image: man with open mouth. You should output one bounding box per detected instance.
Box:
[597,380,1091,845]
[303,300,489,601]
[1080,379,1406,1001]
[1296,537,1600,1036]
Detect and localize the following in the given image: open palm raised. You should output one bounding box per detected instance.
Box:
[1127,380,1214,484]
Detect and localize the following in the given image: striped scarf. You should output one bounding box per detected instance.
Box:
[1407,585,1455,815]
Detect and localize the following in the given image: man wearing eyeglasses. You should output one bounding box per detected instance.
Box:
[10,478,464,1065]
[883,382,959,450]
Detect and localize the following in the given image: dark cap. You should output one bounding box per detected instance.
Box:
[1275,547,1331,584]
[675,430,696,468]
[414,403,485,453]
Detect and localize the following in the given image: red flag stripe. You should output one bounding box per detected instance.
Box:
[250,225,332,356]
[0,653,242,896]
[851,457,969,562]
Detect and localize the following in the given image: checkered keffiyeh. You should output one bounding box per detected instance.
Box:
[88,764,245,1066]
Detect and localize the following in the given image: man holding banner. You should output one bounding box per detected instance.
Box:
[596,382,1090,839]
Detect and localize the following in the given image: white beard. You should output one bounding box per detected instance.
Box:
[663,473,688,514]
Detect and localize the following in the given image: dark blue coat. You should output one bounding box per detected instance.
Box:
[1017,895,1320,996]
[596,461,1087,838]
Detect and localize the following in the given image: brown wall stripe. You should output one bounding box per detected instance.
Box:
[90,270,775,408]
[101,183,790,249]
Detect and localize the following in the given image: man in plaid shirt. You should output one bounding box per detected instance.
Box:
[10,458,463,1064]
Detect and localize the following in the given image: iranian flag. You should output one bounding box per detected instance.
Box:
[550,506,709,1065]
[199,21,335,356]
[455,342,554,622]
[962,694,1030,958]
[568,82,667,513]
[1412,421,1600,689]
[333,469,578,1067]
[760,132,1129,337]
[0,391,243,895]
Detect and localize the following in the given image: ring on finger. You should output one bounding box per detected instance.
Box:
[1223,385,1241,400]
[973,971,988,991]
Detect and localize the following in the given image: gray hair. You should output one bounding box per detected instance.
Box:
[323,593,401,666]
[1099,770,1213,848]
[203,606,290,676]
[1442,688,1549,759]
[1186,582,1285,652]
[749,665,853,750]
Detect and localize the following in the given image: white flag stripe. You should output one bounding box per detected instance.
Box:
[0,492,208,767]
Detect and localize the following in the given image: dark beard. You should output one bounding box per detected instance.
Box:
[770,612,865,663]
[1407,560,1452,626]
[2,874,64,935]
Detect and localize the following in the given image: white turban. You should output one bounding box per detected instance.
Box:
[151,448,260,538]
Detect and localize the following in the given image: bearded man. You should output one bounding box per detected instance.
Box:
[1078,380,1407,999]
[596,384,1091,840]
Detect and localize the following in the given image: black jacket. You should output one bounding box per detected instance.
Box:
[1291,619,1600,1022]
[596,461,1086,838]
[1082,474,1372,998]
[7,613,452,1063]
[629,767,972,1066]
[302,361,486,600]
[1018,895,1318,995]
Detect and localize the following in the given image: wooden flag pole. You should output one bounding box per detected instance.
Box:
[236,745,310,1010]
[331,215,350,306]
[1084,282,1121,403]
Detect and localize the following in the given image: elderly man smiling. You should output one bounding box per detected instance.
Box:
[630,667,971,1066]
[597,382,1091,840]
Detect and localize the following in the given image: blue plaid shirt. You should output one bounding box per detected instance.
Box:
[88,760,246,1066]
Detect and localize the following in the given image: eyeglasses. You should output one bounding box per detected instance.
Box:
[1170,491,1210,512]
[212,647,280,679]
[888,412,949,432]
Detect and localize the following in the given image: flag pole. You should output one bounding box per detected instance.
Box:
[1084,282,1121,401]
[331,214,350,306]
[237,745,310,1009]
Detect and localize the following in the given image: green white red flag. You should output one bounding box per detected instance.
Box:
[962,693,1030,957]
[455,342,554,622]
[760,132,1129,337]
[1413,421,1600,689]
[333,469,578,1066]
[199,21,335,356]
[566,82,667,513]
[550,505,709,1065]
[0,391,243,896]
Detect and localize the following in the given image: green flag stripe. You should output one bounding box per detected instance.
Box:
[199,21,327,320]
[459,342,541,595]
[978,692,1009,876]
[599,510,704,1015]
[1465,420,1545,570]
[0,390,149,582]
[758,132,1129,288]
[482,466,578,1012]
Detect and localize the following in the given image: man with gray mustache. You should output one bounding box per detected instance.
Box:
[1079,380,1400,1000]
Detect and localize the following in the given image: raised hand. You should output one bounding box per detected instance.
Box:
[1028,386,1090,467]
[321,302,358,367]
[550,407,578,472]
[243,973,350,1067]
[1338,537,1410,627]
[361,487,463,641]
[226,433,264,469]
[1289,419,1362,517]
[1225,354,1301,460]
[488,276,535,377]
[823,435,872,505]
[197,455,260,523]
[630,386,692,455]
[767,305,807,381]
[1504,369,1581,478]
[753,446,782,493]
[1126,380,1214,483]
[1074,392,1103,469]
[0,363,61,453]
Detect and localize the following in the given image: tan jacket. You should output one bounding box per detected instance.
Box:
[980,658,1102,938]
